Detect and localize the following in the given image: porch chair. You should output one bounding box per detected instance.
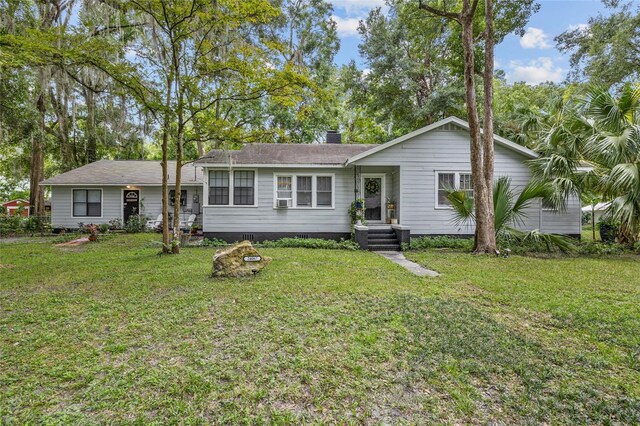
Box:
[180,214,196,232]
[146,214,162,229]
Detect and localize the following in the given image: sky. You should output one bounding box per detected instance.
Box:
[329,0,616,85]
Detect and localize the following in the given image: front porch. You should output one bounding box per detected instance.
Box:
[353,165,401,226]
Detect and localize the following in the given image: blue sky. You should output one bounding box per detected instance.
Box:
[330,0,615,85]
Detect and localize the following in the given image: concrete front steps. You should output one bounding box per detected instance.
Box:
[367,227,401,251]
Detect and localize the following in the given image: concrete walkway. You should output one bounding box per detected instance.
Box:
[377,251,440,277]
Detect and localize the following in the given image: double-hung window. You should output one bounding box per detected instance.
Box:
[296,176,312,207]
[274,174,333,208]
[207,170,255,206]
[234,171,255,205]
[316,176,333,207]
[436,172,472,208]
[209,171,229,205]
[73,189,102,217]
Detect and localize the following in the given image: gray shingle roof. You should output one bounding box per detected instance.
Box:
[195,143,376,166]
[40,160,202,186]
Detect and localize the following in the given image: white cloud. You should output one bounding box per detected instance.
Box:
[331,0,385,16]
[507,57,565,85]
[331,15,362,37]
[567,23,589,33]
[520,27,551,49]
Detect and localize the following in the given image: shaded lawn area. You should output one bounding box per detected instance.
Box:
[1,235,639,424]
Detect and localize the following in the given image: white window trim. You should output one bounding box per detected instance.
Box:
[435,171,472,210]
[71,188,104,218]
[273,173,335,209]
[204,169,258,208]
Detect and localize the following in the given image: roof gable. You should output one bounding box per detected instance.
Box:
[346,116,538,164]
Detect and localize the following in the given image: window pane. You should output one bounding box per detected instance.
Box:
[73,203,86,216]
[317,176,332,191]
[317,192,332,206]
[438,173,455,190]
[459,174,472,190]
[73,190,86,202]
[209,171,229,187]
[209,188,229,205]
[296,176,312,206]
[438,190,451,206]
[234,188,254,205]
[87,203,101,217]
[316,176,332,206]
[234,171,254,187]
[88,190,101,202]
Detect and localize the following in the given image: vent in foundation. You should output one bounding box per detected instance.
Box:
[242,233,254,242]
[295,234,310,239]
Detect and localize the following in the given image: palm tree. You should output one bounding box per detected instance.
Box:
[529,84,640,244]
[446,176,576,252]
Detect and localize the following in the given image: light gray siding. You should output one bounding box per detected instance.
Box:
[202,168,354,234]
[353,126,581,235]
[49,185,201,229]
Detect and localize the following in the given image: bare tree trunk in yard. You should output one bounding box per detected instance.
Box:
[161,75,173,254]
[480,0,497,253]
[418,0,497,254]
[460,4,493,253]
[30,71,47,217]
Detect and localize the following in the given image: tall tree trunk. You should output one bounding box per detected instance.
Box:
[481,0,497,252]
[85,88,97,163]
[459,5,492,253]
[30,69,47,217]
[172,43,184,254]
[161,74,173,254]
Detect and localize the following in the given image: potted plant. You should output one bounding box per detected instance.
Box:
[349,198,366,226]
[86,224,99,241]
[598,215,618,243]
[191,224,203,236]
[386,197,396,210]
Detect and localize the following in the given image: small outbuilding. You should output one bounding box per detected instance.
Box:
[1,199,30,217]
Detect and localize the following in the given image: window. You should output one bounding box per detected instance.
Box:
[436,172,472,208]
[234,171,255,205]
[276,176,292,199]
[296,176,312,207]
[459,173,473,199]
[207,170,256,206]
[316,176,333,207]
[169,189,187,206]
[209,171,229,205]
[73,189,102,217]
[273,174,334,208]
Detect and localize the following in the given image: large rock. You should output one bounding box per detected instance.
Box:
[212,240,271,278]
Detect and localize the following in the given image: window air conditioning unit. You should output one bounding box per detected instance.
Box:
[276,199,291,208]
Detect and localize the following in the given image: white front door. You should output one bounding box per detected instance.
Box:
[361,174,385,222]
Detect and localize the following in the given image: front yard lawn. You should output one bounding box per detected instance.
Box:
[1,234,639,424]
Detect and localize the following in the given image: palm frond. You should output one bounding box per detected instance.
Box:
[445,190,475,228]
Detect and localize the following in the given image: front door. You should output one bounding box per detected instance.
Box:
[123,189,140,223]
[362,175,385,222]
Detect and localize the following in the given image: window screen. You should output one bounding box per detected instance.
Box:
[296,176,312,207]
[233,171,255,205]
[277,176,292,199]
[208,171,229,205]
[316,176,332,207]
[437,173,455,207]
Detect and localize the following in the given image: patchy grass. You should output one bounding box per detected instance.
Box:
[1,234,639,424]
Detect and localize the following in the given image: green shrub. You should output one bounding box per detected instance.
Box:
[0,214,23,236]
[202,238,228,247]
[124,215,148,233]
[258,237,359,251]
[409,236,474,250]
[99,223,110,234]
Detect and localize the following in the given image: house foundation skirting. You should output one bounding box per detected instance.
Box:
[203,231,352,243]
